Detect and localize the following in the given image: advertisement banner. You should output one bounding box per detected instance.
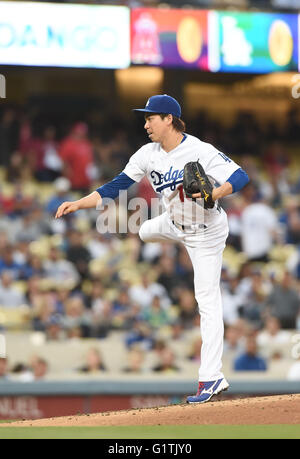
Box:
[131,8,209,70]
[209,11,298,73]
[0,2,130,68]
[0,395,183,419]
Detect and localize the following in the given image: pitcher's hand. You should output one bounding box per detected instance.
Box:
[55,201,79,218]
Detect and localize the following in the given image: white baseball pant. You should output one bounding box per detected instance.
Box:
[139,210,229,382]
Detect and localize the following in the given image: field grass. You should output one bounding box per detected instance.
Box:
[0,425,299,439]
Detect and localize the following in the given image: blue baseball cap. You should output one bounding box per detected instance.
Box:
[133,94,181,118]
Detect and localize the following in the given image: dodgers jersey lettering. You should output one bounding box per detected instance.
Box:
[123,134,240,226]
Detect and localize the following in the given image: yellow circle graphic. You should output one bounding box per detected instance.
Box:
[268,20,293,67]
[177,17,203,63]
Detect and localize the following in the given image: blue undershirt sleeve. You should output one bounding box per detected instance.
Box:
[96,172,136,200]
[226,168,249,193]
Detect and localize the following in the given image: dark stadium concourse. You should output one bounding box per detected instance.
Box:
[0,64,294,134]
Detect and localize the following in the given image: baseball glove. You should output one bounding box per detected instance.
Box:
[183,161,215,209]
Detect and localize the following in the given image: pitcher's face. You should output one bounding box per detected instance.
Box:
[144,114,171,144]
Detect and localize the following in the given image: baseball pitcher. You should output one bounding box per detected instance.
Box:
[56,95,249,403]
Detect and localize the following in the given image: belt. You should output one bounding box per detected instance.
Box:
[172,220,207,232]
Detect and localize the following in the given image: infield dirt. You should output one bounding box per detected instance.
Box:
[0,394,300,427]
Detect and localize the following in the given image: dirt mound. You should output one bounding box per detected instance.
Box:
[1,394,300,427]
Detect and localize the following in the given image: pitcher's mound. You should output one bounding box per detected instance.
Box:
[1,394,300,427]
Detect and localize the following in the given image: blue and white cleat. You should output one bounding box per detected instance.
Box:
[187,378,229,404]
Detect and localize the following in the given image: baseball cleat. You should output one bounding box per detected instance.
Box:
[186,378,229,404]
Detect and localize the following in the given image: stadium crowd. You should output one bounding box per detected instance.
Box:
[0,103,300,381]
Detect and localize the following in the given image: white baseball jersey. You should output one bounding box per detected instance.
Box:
[123,134,241,226]
[241,202,277,258]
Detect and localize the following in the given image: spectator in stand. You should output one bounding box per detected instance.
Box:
[25,275,42,305]
[0,270,26,307]
[20,253,45,280]
[240,184,278,262]
[167,319,184,341]
[124,320,154,350]
[257,316,291,360]
[9,362,33,382]
[2,182,34,218]
[14,206,52,243]
[13,238,31,266]
[262,140,290,177]
[0,209,14,242]
[19,124,62,182]
[59,122,95,191]
[225,196,243,251]
[86,230,110,260]
[140,240,173,264]
[238,270,271,330]
[46,177,72,216]
[44,246,80,286]
[286,245,300,280]
[45,315,65,341]
[156,254,179,302]
[92,136,119,181]
[78,347,106,373]
[87,280,105,310]
[141,295,173,330]
[177,287,198,329]
[88,280,112,338]
[233,332,267,371]
[0,357,9,380]
[52,284,71,316]
[122,345,146,373]
[266,271,300,329]
[36,126,62,182]
[235,262,256,300]
[6,151,30,184]
[0,245,23,280]
[238,155,260,184]
[65,229,91,281]
[25,276,48,307]
[186,336,202,363]
[260,171,289,209]
[152,346,180,373]
[108,125,132,171]
[31,288,58,332]
[128,271,171,310]
[111,287,140,330]
[221,274,245,327]
[0,233,12,256]
[223,322,246,357]
[92,300,112,338]
[175,245,194,289]
[279,195,300,245]
[30,355,49,380]
[62,295,92,338]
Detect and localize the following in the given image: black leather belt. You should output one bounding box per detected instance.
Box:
[172,220,207,231]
